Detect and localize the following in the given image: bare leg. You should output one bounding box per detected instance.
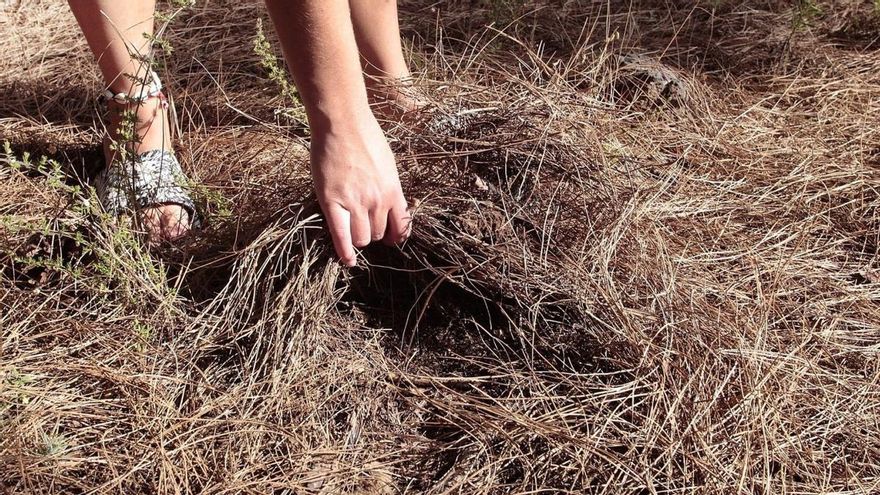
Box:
[69,0,191,241]
[348,0,427,119]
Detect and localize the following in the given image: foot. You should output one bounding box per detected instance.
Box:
[103,89,192,244]
[365,75,430,123]
[365,76,477,135]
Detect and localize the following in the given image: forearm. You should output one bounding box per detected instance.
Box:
[264,0,372,133]
[264,0,410,265]
[349,0,409,79]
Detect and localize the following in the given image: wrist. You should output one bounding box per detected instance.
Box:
[307,99,376,137]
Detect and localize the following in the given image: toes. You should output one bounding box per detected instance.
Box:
[159,206,191,241]
[141,207,164,240]
[140,205,192,243]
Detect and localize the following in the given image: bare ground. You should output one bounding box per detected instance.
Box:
[1,0,879,493]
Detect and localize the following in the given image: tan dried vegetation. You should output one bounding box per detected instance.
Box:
[1,0,879,493]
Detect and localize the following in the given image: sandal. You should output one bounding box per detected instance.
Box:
[94,70,200,229]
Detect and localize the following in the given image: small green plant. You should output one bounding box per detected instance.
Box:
[2,141,80,197]
[5,369,36,406]
[1,143,100,291]
[254,17,307,124]
[107,108,139,164]
[39,430,69,457]
[149,0,196,56]
[0,142,178,313]
[132,320,153,352]
[488,0,527,26]
[190,181,233,220]
[792,0,822,30]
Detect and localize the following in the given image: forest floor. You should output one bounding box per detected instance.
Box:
[1,0,879,493]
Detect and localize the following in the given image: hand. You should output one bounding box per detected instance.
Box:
[310,114,411,266]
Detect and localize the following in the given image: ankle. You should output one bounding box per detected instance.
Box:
[105,97,172,155]
[101,70,173,156]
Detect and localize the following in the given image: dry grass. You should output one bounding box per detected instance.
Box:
[1,0,879,493]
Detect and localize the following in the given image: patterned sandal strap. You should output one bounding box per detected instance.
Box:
[96,149,200,228]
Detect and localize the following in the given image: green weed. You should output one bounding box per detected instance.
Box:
[254,17,307,125]
[793,0,822,30]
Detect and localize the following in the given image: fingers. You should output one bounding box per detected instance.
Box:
[324,204,357,267]
[384,200,412,246]
[325,201,411,267]
[369,208,388,243]
[350,209,372,249]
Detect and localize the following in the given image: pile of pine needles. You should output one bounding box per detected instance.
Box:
[1,0,879,492]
